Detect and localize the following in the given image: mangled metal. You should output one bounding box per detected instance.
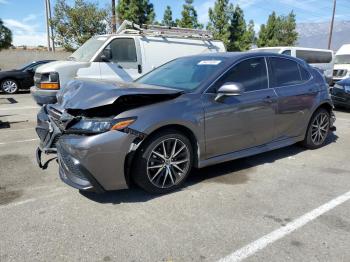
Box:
[35,79,182,168]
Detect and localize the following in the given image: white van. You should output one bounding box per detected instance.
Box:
[31,21,225,105]
[250,47,334,83]
[333,44,350,83]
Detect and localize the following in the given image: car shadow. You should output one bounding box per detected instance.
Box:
[0,90,30,96]
[0,120,28,129]
[80,133,338,205]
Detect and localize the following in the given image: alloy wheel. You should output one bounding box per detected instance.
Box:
[311,112,329,146]
[2,80,18,94]
[147,138,190,189]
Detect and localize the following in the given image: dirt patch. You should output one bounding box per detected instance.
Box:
[0,186,23,205]
[189,159,254,186]
[320,215,350,233]
[0,154,41,189]
[264,214,292,226]
[322,167,348,175]
[290,240,304,247]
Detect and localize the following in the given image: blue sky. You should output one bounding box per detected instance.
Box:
[0,0,350,46]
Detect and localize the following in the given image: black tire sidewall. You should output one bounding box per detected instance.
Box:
[304,108,330,149]
[132,130,194,194]
[1,79,19,94]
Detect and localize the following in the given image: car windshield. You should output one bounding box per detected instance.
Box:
[18,62,34,70]
[68,36,108,62]
[136,57,227,91]
[335,55,350,64]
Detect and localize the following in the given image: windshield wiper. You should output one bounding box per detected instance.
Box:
[67,57,76,61]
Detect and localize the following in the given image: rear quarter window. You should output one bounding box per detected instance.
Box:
[299,65,311,81]
[269,57,307,87]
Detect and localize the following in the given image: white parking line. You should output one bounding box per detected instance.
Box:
[218,190,350,262]
[0,138,38,145]
[0,106,39,111]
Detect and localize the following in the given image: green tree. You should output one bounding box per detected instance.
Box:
[227,4,255,51]
[50,0,108,51]
[242,20,256,50]
[162,6,176,27]
[257,11,298,47]
[178,0,203,29]
[117,0,155,25]
[278,12,298,46]
[0,19,12,50]
[207,0,230,47]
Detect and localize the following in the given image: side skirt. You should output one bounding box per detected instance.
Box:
[198,135,304,169]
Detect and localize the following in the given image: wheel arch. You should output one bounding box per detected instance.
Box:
[303,101,333,139]
[124,124,200,187]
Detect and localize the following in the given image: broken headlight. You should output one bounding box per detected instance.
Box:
[68,117,136,134]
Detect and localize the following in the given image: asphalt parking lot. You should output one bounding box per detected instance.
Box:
[0,93,349,262]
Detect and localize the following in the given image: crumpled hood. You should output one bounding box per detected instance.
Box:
[57,79,183,110]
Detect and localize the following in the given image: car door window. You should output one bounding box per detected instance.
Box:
[103,38,138,68]
[269,57,304,87]
[213,57,268,92]
[27,63,43,72]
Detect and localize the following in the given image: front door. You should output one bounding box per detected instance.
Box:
[98,38,142,82]
[203,57,277,159]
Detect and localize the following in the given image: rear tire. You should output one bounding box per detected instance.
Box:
[132,130,193,194]
[1,79,19,94]
[302,108,330,149]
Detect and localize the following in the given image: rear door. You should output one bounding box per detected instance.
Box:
[203,57,278,158]
[99,38,142,82]
[268,57,316,139]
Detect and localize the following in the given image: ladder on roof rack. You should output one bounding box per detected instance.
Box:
[116,20,213,40]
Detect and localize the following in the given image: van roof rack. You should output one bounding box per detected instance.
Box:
[116,20,213,40]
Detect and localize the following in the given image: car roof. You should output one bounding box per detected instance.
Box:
[182,51,299,60]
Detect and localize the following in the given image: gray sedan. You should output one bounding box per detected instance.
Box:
[36,52,336,194]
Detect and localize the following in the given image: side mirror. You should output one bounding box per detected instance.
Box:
[215,82,244,101]
[100,49,112,62]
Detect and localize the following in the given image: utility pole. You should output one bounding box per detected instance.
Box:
[328,0,337,49]
[47,0,55,52]
[111,0,116,33]
[44,0,51,51]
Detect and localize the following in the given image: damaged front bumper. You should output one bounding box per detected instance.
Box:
[35,105,141,192]
[35,105,62,168]
[55,132,137,192]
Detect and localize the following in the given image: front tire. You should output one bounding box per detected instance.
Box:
[132,130,193,194]
[302,108,330,149]
[1,79,19,94]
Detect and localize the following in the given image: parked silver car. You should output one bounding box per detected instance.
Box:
[36,53,336,194]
